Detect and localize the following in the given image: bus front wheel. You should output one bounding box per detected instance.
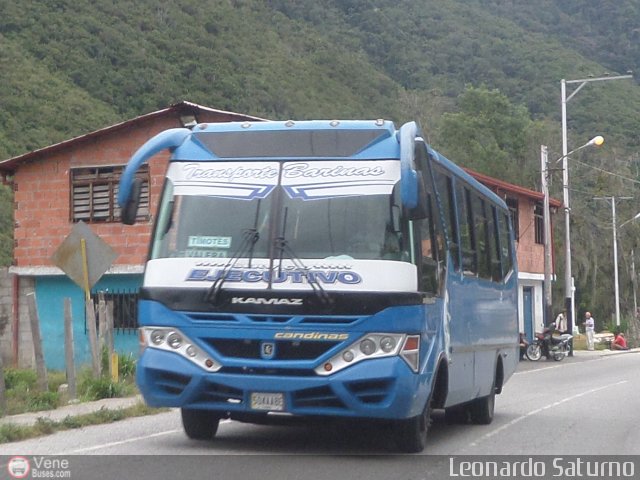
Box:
[181,408,222,440]
[394,398,432,453]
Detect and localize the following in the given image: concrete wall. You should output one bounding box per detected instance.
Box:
[0,268,35,368]
[0,268,141,370]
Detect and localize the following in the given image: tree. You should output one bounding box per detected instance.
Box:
[436,85,549,187]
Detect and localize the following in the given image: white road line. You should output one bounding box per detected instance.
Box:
[468,380,628,448]
[514,363,570,374]
[54,429,184,454]
[53,418,233,454]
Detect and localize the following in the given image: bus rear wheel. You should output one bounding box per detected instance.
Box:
[469,387,495,425]
[181,408,222,440]
[394,398,432,453]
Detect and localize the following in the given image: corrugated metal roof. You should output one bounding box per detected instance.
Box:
[0,101,267,173]
[464,167,562,208]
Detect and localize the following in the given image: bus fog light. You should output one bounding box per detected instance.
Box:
[360,338,376,355]
[150,330,165,346]
[167,332,183,349]
[186,345,197,357]
[380,336,396,353]
[342,350,355,362]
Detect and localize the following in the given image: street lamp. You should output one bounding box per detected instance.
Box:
[560,73,633,337]
[541,136,604,329]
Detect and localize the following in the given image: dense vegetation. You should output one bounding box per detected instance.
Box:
[1,0,640,327]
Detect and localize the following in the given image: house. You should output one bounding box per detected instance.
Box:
[0,102,264,369]
[0,105,559,368]
[465,168,562,342]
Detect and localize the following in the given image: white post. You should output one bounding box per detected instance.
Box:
[560,79,574,334]
[541,145,553,325]
[612,199,621,327]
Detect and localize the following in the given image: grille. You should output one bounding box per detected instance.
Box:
[192,381,244,406]
[345,379,394,405]
[186,313,360,326]
[291,385,346,410]
[219,366,315,376]
[204,338,338,360]
[149,369,191,396]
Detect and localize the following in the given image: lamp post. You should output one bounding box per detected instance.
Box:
[560,73,633,336]
[541,136,603,331]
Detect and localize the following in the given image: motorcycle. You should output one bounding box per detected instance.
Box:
[525,322,573,361]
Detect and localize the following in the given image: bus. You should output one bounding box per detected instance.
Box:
[118,119,519,453]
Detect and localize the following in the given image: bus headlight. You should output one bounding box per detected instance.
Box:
[359,338,376,355]
[139,327,221,372]
[150,330,165,346]
[167,332,183,349]
[315,333,419,376]
[379,336,397,353]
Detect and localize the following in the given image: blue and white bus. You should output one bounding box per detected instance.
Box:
[118,119,519,453]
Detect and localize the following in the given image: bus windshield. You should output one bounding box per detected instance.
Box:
[150,160,410,263]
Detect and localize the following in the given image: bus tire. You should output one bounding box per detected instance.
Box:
[469,385,495,425]
[395,398,432,453]
[181,408,221,440]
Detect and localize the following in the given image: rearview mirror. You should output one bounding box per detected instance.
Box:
[120,178,143,225]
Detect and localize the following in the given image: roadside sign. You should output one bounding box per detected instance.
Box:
[51,221,118,289]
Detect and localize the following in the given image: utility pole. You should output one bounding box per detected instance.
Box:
[560,73,633,335]
[541,145,553,326]
[594,196,633,327]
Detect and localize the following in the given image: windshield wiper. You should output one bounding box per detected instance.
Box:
[205,200,262,304]
[274,207,332,306]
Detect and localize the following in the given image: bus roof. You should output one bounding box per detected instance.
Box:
[176,119,400,161]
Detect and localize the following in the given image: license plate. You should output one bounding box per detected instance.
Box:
[250,392,285,411]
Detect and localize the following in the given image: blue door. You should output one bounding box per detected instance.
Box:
[523,286,534,342]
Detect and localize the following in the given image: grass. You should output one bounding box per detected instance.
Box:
[2,352,139,416]
[0,355,170,444]
[0,403,167,444]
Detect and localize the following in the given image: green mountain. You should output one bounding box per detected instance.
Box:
[1,0,640,326]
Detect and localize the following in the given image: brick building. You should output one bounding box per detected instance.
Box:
[466,169,562,342]
[0,102,264,368]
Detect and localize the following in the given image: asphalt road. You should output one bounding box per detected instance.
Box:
[1,351,638,479]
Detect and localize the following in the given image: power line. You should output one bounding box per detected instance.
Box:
[570,158,640,185]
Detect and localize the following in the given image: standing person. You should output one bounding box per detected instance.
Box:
[555,309,567,333]
[583,311,595,351]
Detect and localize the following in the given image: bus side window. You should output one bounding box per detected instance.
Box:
[419,195,440,293]
[473,196,493,280]
[489,205,503,282]
[415,144,444,293]
[432,166,459,270]
[458,185,477,275]
[497,211,513,275]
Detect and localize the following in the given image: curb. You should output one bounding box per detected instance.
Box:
[573,347,640,357]
[0,395,145,427]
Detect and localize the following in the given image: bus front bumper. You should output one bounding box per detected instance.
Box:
[136,348,432,420]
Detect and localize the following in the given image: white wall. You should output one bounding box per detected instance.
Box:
[518,273,545,336]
